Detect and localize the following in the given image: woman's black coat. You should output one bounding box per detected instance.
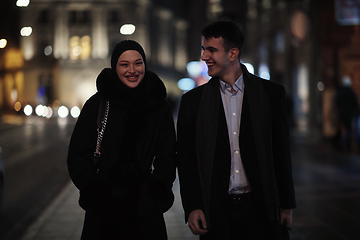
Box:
[67,68,176,239]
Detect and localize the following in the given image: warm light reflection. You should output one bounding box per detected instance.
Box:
[80,36,91,60]
[70,36,80,60]
[73,46,82,57]
[0,39,7,48]
[14,101,22,112]
[120,24,136,35]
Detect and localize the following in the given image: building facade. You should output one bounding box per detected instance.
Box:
[14,0,187,113]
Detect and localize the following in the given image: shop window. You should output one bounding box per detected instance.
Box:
[69,35,91,60]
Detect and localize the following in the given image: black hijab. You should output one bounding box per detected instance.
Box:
[96,40,166,107]
[110,40,147,71]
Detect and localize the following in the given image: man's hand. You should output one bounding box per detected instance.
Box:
[280,209,293,228]
[188,209,209,235]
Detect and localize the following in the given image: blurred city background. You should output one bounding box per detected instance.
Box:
[0,0,360,239]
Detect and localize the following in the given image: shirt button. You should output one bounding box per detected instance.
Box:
[235,151,239,154]
[233,132,237,135]
[236,170,239,173]
[232,113,236,116]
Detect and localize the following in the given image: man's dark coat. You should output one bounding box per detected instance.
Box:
[177,64,296,239]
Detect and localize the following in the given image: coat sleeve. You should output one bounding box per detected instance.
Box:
[67,93,113,211]
[270,85,296,209]
[149,101,177,213]
[67,93,101,190]
[177,91,204,222]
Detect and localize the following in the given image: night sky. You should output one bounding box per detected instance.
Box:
[0,0,20,48]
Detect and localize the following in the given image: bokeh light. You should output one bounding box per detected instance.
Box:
[120,24,136,35]
[70,106,81,118]
[16,0,30,7]
[35,105,45,116]
[14,101,22,112]
[44,46,52,56]
[58,106,69,118]
[20,27,32,37]
[0,39,7,48]
[24,105,33,116]
[178,78,195,91]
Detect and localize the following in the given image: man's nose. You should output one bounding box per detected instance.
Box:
[201,51,208,61]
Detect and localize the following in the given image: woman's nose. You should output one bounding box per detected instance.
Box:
[129,64,135,73]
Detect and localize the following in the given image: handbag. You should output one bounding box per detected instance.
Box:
[92,98,110,173]
[78,98,110,211]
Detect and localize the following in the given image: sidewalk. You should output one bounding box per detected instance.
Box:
[19,137,360,240]
[20,177,196,240]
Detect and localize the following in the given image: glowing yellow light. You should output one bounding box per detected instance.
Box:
[72,46,82,57]
[0,39,7,48]
[120,24,136,35]
[14,101,22,112]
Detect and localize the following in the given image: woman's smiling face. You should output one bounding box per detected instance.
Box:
[116,50,145,88]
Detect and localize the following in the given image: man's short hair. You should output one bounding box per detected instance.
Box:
[201,21,244,58]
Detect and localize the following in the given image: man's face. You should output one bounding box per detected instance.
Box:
[201,36,230,79]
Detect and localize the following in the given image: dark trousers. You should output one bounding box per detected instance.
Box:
[227,193,266,240]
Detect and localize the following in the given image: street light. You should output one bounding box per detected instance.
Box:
[20,27,32,37]
[0,39,7,49]
[120,24,136,35]
[16,0,30,7]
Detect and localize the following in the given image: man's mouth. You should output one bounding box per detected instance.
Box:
[207,62,215,68]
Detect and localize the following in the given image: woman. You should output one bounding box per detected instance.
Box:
[67,40,176,239]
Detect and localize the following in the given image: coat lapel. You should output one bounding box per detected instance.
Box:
[241,64,278,222]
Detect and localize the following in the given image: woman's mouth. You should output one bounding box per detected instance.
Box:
[126,75,139,82]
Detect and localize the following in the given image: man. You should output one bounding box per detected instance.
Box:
[177,21,296,239]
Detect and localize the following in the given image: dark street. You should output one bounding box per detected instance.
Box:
[0,115,359,240]
[0,115,76,240]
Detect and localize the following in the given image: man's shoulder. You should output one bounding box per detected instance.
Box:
[181,83,207,101]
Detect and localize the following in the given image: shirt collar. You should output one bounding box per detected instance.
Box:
[219,74,244,93]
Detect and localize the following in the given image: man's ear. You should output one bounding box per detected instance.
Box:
[229,48,240,62]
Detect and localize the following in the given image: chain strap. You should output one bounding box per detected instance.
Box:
[94,100,110,159]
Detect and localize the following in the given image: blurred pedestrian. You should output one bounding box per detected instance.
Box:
[177,21,296,239]
[335,76,359,152]
[67,40,176,239]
